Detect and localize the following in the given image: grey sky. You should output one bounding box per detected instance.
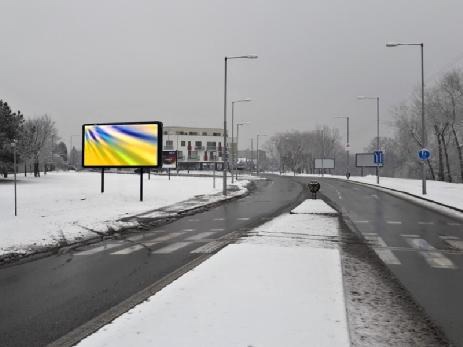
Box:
[1,0,463,152]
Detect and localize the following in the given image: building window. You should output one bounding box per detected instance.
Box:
[189,131,198,136]
[166,140,174,149]
[181,141,186,147]
[213,132,221,136]
[202,132,208,136]
[164,131,168,135]
[195,141,202,149]
[207,141,216,150]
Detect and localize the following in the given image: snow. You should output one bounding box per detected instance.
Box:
[291,199,337,214]
[0,171,249,256]
[76,200,350,347]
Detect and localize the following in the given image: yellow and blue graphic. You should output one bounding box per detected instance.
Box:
[83,123,161,167]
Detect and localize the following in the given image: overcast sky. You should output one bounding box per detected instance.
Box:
[1,0,463,152]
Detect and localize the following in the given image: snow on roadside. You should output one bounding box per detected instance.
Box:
[0,171,249,256]
[291,199,337,214]
[76,200,350,347]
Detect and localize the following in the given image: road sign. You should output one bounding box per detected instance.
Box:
[374,150,384,165]
[418,148,431,161]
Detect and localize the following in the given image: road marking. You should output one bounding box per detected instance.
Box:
[151,232,186,242]
[386,221,402,225]
[214,218,225,221]
[111,244,145,255]
[401,234,420,238]
[210,228,225,231]
[406,238,456,269]
[237,217,250,221]
[354,220,369,224]
[182,228,196,232]
[418,222,434,225]
[187,219,200,222]
[448,222,462,226]
[187,232,216,241]
[363,232,377,235]
[191,240,229,254]
[440,235,460,240]
[363,235,401,265]
[153,241,192,254]
[371,194,379,199]
[75,243,123,255]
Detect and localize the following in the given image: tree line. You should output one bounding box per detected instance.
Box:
[0,100,70,177]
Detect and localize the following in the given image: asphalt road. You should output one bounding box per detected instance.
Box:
[296,176,463,347]
[0,176,304,347]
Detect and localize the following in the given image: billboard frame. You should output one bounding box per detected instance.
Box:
[81,121,163,169]
[162,150,178,169]
[314,158,335,169]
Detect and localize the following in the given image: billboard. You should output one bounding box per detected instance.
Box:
[162,150,177,169]
[82,122,163,168]
[355,153,384,167]
[314,158,335,169]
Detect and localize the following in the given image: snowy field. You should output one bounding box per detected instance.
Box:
[77,200,350,347]
[281,172,463,211]
[0,171,248,256]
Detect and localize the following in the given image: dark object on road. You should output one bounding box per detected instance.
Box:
[346,172,351,179]
[308,181,320,199]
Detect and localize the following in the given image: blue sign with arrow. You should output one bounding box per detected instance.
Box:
[418,148,431,161]
[373,150,384,165]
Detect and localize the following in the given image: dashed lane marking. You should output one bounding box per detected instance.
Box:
[75,242,123,256]
[112,232,186,255]
[237,217,250,221]
[191,240,229,254]
[111,244,145,255]
[187,232,216,241]
[448,222,462,226]
[187,219,200,222]
[210,228,225,231]
[440,235,460,240]
[182,228,196,232]
[418,222,434,225]
[363,235,401,265]
[213,218,225,221]
[354,220,369,223]
[386,221,402,225]
[153,242,192,254]
[401,234,420,238]
[406,238,457,269]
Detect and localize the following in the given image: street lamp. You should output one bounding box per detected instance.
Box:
[236,122,250,180]
[231,99,252,183]
[223,55,258,195]
[256,134,267,176]
[11,140,17,216]
[386,41,426,195]
[357,96,380,184]
[334,116,350,178]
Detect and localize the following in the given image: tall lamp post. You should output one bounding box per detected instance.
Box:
[358,96,380,184]
[236,122,250,180]
[223,55,258,195]
[231,98,252,183]
[256,134,267,176]
[386,41,426,195]
[334,116,350,178]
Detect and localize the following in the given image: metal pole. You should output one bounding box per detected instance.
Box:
[322,130,325,177]
[346,117,350,178]
[101,168,104,193]
[140,168,143,201]
[14,144,17,216]
[421,44,427,195]
[231,102,235,184]
[236,124,240,180]
[376,97,380,185]
[213,158,216,188]
[256,135,259,176]
[223,58,228,195]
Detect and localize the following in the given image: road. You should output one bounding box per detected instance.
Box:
[0,176,304,347]
[296,176,463,347]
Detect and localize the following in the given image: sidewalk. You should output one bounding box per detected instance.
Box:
[77,200,350,347]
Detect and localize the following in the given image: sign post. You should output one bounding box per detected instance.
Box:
[140,168,143,201]
[162,150,177,181]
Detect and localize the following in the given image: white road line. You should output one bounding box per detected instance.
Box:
[187,219,200,222]
[363,232,377,235]
[191,240,229,254]
[364,235,401,265]
[210,228,225,232]
[386,221,402,225]
[75,243,123,255]
[401,234,420,238]
[406,238,456,269]
[151,232,185,242]
[448,222,462,226]
[153,242,192,254]
[418,222,434,225]
[371,194,379,199]
[214,218,225,221]
[111,244,145,255]
[237,217,250,221]
[440,235,460,240]
[354,220,369,224]
[187,232,216,241]
[182,228,196,232]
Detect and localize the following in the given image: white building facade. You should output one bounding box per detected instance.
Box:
[163,126,234,170]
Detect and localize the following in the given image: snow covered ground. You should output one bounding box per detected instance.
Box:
[76,200,350,347]
[0,171,248,256]
[282,172,463,211]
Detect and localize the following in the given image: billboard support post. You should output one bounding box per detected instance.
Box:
[101,168,104,193]
[148,168,150,180]
[168,168,171,180]
[140,168,143,202]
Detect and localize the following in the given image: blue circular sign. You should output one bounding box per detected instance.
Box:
[418,148,431,161]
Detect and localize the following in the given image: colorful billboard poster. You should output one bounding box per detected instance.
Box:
[82,122,163,168]
[162,150,178,169]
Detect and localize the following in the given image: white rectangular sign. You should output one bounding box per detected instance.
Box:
[314,158,335,169]
[356,153,383,167]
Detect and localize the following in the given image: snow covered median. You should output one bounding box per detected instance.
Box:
[0,171,249,257]
[76,199,350,347]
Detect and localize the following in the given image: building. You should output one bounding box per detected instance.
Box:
[163,126,234,170]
